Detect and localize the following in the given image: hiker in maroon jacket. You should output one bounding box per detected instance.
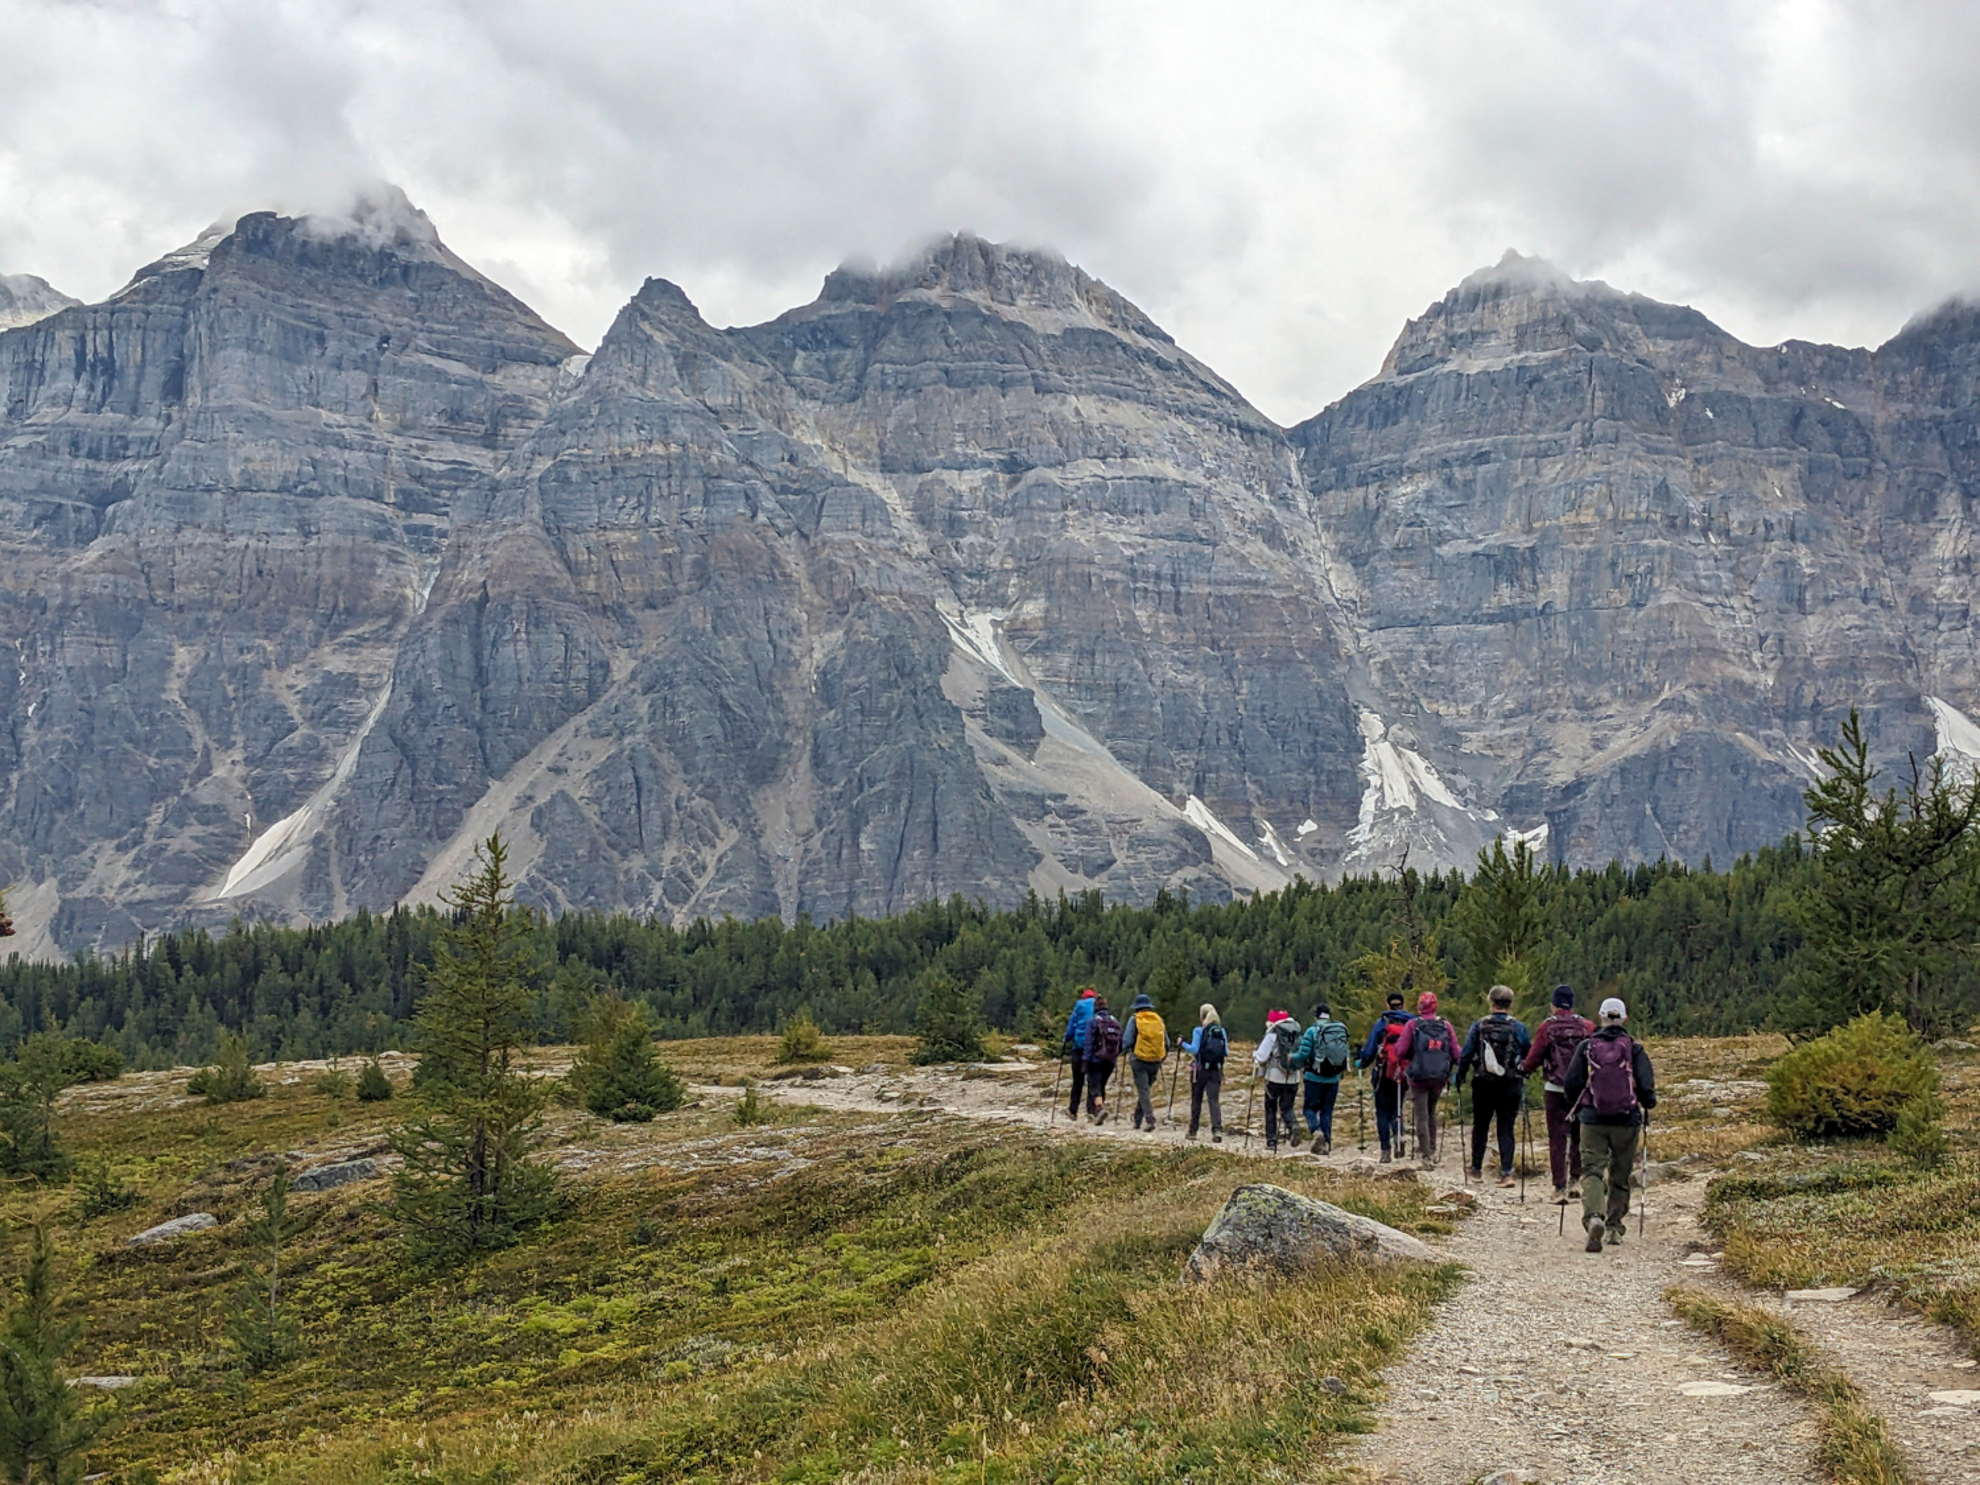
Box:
[1391,991,1459,1168]
[1522,984,1595,1203]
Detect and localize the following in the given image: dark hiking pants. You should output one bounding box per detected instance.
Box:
[1131,1057,1162,1125]
[1189,1067,1223,1135]
[1067,1054,1087,1118]
[1263,1080,1297,1146]
[1373,1076,1403,1153]
[1410,1083,1446,1161]
[1580,1121,1640,1234]
[1544,1088,1583,1188]
[1469,1077,1521,1174]
[1302,1079,1340,1140]
[1085,1059,1115,1117]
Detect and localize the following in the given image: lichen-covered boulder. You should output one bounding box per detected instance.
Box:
[1181,1183,1438,1282]
[127,1213,218,1246]
[291,1157,379,1192]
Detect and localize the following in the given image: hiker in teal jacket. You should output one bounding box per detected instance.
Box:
[1294,1003,1351,1155]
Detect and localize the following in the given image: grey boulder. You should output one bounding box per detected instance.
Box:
[1181,1183,1439,1282]
[126,1213,218,1246]
[291,1157,379,1192]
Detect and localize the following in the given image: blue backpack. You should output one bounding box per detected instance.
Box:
[1196,1023,1228,1069]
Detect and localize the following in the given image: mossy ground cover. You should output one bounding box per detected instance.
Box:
[12,1041,1457,1483]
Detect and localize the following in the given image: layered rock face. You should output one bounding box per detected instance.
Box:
[1292,254,1980,868]
[7,215,1980,954]
[0,191,578,952]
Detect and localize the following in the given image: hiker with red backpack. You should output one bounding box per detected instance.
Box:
[1455,984,1531,1187]
[1390,992,1459,1167]
[1251,1009,1303,1152]
[1562,996,1657,1252]
[1082,995,1124,1124]
[1522,984,1594,1202]
[1357,991,1414,1163]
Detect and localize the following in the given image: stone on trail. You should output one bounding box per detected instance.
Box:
[1785,1286,1858,1302]
[127,1213,218,1246]
[1927,1390,1980,1406]
[1181,1183,1439,1282]
[291,1157,379,1192]
[1677,1380,1752,1397]
[1479,1471,1540,1485]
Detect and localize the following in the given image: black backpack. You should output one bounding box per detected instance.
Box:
[1196,1023,1228,1069]
[1476,1016,1524,1080]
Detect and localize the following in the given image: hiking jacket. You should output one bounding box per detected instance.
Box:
[1522,1010,1595,1091]
[1063,995,1097,1055]
[1123,996,1165,1066]
[1294,1018,1348,1084]
[1358,1009,1413,1078]
[1391,1016,1459,1088]
[1181,1023,1226,1081]
[1562,1026,1658,1126]
[1253,1019,1303,1084]
[1456,1012,1531,1088]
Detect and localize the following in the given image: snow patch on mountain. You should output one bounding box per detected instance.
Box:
[1347,710,1464,844]
[1927,696,1980,782]
[1184,796,1261,862]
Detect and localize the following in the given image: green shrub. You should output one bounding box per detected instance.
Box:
[776,1013,832,1066]
[1888,1094,1950,1168]
[54,1038,122,1085]
[73,1160,140,1220]
[312,1067,352,1100]
[912,973,986,1066]
[354,1059,394,1102]
[187,1033,265,1105]
[1765,1012,1938,1139]
[733,1084,768,1127]
[570,996,685,1122]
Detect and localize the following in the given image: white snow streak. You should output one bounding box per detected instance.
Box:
[1927,696,1980,783]
[1184,795,1260,862]
[1257,820,1292,867]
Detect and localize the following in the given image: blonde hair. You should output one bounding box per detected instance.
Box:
[1199,1003,1221,1026]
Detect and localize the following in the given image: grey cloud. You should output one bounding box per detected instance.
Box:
[2,0,1978,423]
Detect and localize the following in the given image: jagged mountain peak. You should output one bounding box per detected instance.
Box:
[0,272,80,331]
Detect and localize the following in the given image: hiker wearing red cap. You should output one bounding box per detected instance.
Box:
[1251,1009,1303,1152]
[1390,991,1459,1167]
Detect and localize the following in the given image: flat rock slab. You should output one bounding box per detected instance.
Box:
[291,1157,379,1192]
[1784,1287,1858,1303]
[127,1213,217,1246]
[1927,1390,1980,1406]
[1677,1380,1753,1397]
[1181,1183,1438,1282]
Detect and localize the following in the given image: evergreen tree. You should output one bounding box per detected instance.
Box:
[354,1060,394,1102]
[223,1166,303,1373]
[0,1226,94,1484]
[0,1038,73,1183]
[1787,710,1980,1035]
[569,996,684,1121]
[912,972,987,1064]
[1450,836,1552,1021]
[386,836,559,1260]
[186,1032,264,1104]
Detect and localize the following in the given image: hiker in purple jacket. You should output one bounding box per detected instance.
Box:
[1562,997,1657,1252]
[1391,991,1460,1168]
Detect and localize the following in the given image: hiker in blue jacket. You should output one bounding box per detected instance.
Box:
[1357,992,1414,1163]
[1178,1003,1228,1142]
[1294,1002,1352,1155]
[1062,986,1098,1121]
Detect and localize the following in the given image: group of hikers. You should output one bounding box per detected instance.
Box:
[1059,982,1656,1252]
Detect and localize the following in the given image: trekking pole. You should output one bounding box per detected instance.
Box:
[1242,1072,1258,1152]
[1166,1038,1182,1127]
[1519,1091,1531,1205]
[1639,1113,1651,1238]
[1049,1046,1065,1128]
[1357,1081,1366,1154]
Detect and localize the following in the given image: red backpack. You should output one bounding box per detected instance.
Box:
[1378,1017,1412,1082]
[1582,1033,1639,1117]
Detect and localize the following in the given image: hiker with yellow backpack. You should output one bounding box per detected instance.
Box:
[1122,993,1168,1132]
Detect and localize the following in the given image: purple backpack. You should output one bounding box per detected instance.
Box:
[1583,1033,1639,1117]
[1088,1011,1123,1062]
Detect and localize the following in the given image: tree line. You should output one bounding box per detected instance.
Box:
[0,709,1975,1065]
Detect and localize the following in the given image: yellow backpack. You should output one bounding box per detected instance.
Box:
[1133,1011,1168,1062]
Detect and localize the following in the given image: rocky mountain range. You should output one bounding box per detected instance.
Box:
[4,192,1977,956]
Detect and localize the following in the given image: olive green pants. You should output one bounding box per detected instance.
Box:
[1579,1122,1639,1235]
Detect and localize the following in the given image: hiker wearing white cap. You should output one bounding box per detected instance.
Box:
[1561,997,1657,1253]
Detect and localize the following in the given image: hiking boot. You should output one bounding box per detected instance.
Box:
[1568,1183,1582,1199]
[1497,1171,1516,1188]
[1132,1111,1144,1129]
[1605,1225,1623,1247]
[1185,1129,1198,1141]
[1322,1137,1332,1155]
[1211,1131,1223,1143]
[1266,1141,1278,1153]
[1379,1148,1392,1164]
[1552,1186,1569,1203]
[1585,1217,1606,1253]
[1310,1132,1327,1155]
[1467,1166,1483,1182]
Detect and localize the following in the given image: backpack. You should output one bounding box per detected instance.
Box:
[1541,1014,1592,1085]
[1268,1021,1300,1076]
[1582,1033,1640,1117]
[1477,1016,1522,1080]
[1088,1010,1123,1062]
[1196,1023,1228,1069]
[1312,1020,1351,1077]
[1132,1010,1168,1063]
[1378,1016,1412,1081]
[1405,1017,1455,1086]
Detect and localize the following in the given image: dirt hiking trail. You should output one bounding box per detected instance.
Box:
[759,1056,1978,1484]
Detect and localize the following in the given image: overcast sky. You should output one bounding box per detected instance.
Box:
[2,0,1976,422]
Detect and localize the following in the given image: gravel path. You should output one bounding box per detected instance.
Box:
[1342,1170,1823,1485]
